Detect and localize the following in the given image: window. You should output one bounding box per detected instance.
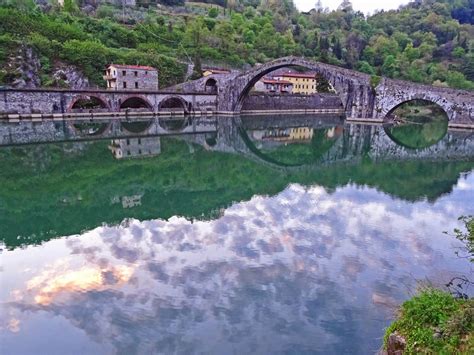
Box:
[127,151,130,156]
[135,82,139,89]
[138,138,141,144]
[134,71,138,77]
[123,82,127,89]
[126,139,130,145]
[145,71,148,75]
[122,70,126,76]
[138,149,142,155]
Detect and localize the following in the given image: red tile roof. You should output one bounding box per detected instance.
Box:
[108,64,157,71]
[276,72,316,79]
[262,78,293,85]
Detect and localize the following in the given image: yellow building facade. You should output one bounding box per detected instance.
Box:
[273,73,318,95]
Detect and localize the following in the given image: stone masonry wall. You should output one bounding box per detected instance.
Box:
[241,93,344,111]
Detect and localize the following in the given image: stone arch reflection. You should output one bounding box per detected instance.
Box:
[383,99,448,150]
[121,120,153,134]
[158,116,189,132]
[72,121,109,136]
[240,115,344,167]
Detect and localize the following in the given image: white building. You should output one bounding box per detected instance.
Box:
[109,137,161,159]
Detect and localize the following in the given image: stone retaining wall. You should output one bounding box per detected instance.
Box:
[241,93,344,112]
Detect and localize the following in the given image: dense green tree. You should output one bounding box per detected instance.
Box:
[0,0,472,90]
[357,61,375,75]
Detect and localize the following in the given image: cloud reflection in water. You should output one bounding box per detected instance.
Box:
[1,176,473,355]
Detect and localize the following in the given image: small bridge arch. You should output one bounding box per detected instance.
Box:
[158,95,191,114]
[68,95,109,112]
[382,94,451,120]
[204,78,218,94]
[119,96,153,111]
[374,78,474,123]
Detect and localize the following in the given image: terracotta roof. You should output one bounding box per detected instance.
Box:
[262,78,293,85]
[108,64,157,71]
[203,68,231,74]
[276,72,316,79]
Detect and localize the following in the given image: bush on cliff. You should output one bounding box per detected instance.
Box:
[384,288,473,353]
[384,217,474,354]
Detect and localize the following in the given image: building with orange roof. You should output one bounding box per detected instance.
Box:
[273,71,318,95]
[254,77,293,93]
[104,64,158,91]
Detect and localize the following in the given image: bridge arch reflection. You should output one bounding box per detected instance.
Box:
[121,120,153,134]
[239,116,344,168]
[383,99,449,150]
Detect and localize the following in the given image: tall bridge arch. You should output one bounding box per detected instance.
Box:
[220,56,376,118]
[215,56,473,125]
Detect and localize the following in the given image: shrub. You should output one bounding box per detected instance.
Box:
[385,288,473,353]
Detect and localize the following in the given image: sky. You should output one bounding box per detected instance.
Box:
[294,0,412,15]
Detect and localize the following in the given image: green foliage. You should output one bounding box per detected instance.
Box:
[357,61,375,75]
[451,216,474,262]
[0,133,472,249]
[0,1,473,89]
[61,40,109,84]
[384,288,473,354]
[63,0,79,15]
[208,7,219,18]
[370,75,381,89]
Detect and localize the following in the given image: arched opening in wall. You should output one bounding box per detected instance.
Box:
[70,96,108,112]
[383,99,449,149]
[204,78,218,94]
[238,65,344,117]
[159,97,188,114]
[121,120,152,134]
[239,115,344,167]
[120,97,152,111]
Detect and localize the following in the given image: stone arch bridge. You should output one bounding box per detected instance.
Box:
[188,56,474,124]
[1,57,473,125]
[0,88,217,117]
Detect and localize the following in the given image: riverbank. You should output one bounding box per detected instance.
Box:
[383,288,473,354]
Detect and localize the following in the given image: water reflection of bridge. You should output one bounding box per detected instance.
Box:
[0,116,217,147]
[0,115,473,169]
